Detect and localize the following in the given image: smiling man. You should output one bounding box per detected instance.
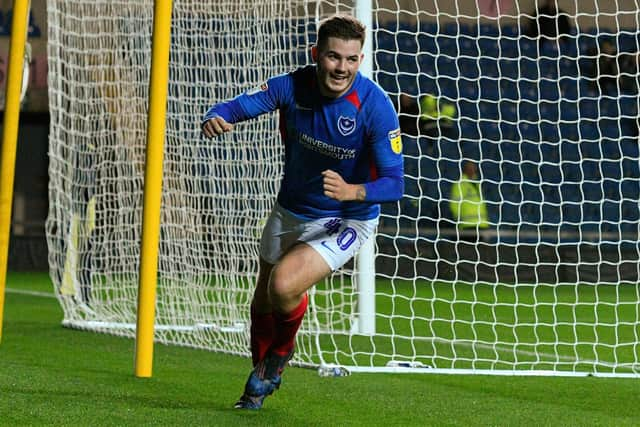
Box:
[202,14,404,410]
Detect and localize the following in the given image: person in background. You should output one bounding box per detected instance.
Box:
[449,160,489,242]
[395,92,456,154]
[525,0,571,50]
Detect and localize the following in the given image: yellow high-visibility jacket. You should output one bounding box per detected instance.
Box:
[419,94,456,124]
[449,175,489,229]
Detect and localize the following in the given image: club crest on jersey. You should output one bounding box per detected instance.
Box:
[337,116,356,136]
[388,128,402,154]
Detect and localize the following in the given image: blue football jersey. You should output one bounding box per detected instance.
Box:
[203,65,404,220]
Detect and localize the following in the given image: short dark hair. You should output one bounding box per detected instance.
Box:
[316,14,366,51]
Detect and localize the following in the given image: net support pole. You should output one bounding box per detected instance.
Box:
[134,0,173,378]
[0,0,30,344]
[354,0,376,336]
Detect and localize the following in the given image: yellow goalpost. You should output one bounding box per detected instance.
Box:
[0,0,32,344]
[134,0,174,378]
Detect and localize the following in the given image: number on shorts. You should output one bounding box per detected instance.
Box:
[337,227,357,251]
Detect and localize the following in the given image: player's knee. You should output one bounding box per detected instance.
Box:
[268,268,299,308]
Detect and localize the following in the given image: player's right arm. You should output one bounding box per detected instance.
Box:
[201,73,292,139]
[202,115,233,138]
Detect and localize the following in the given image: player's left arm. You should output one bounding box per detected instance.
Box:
[361,128,404,203]
[323,93,404,203]
[322,169,367,201]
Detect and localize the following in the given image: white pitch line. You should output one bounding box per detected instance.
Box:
[5,287,56,299]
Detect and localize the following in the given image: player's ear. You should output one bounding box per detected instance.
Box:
[311,45,318,62]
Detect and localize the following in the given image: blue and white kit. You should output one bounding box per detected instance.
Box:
[203,65,404,267]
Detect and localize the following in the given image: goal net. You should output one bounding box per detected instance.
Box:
[46,0,640,377]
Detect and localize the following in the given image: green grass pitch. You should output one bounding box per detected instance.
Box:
[2,271,640,426]
[312,278,640,373]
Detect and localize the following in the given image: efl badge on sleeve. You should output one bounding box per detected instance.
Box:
[388,128,402,154]
[247,82,269,95]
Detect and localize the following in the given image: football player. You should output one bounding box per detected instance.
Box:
[202,13,404,409]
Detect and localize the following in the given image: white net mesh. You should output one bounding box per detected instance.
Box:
[47,0,640,376]
[46,0,311,355]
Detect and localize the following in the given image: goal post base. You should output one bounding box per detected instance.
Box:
[344,366,640,378]
[61,320,245,334]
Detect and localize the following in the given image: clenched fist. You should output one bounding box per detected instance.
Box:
[322,169,366,201]
[202,116,233,138]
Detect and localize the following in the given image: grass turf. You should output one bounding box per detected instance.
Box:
[313,278,640,373]
[1,271,640,426]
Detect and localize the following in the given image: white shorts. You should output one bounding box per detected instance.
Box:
[259,203,378,271]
